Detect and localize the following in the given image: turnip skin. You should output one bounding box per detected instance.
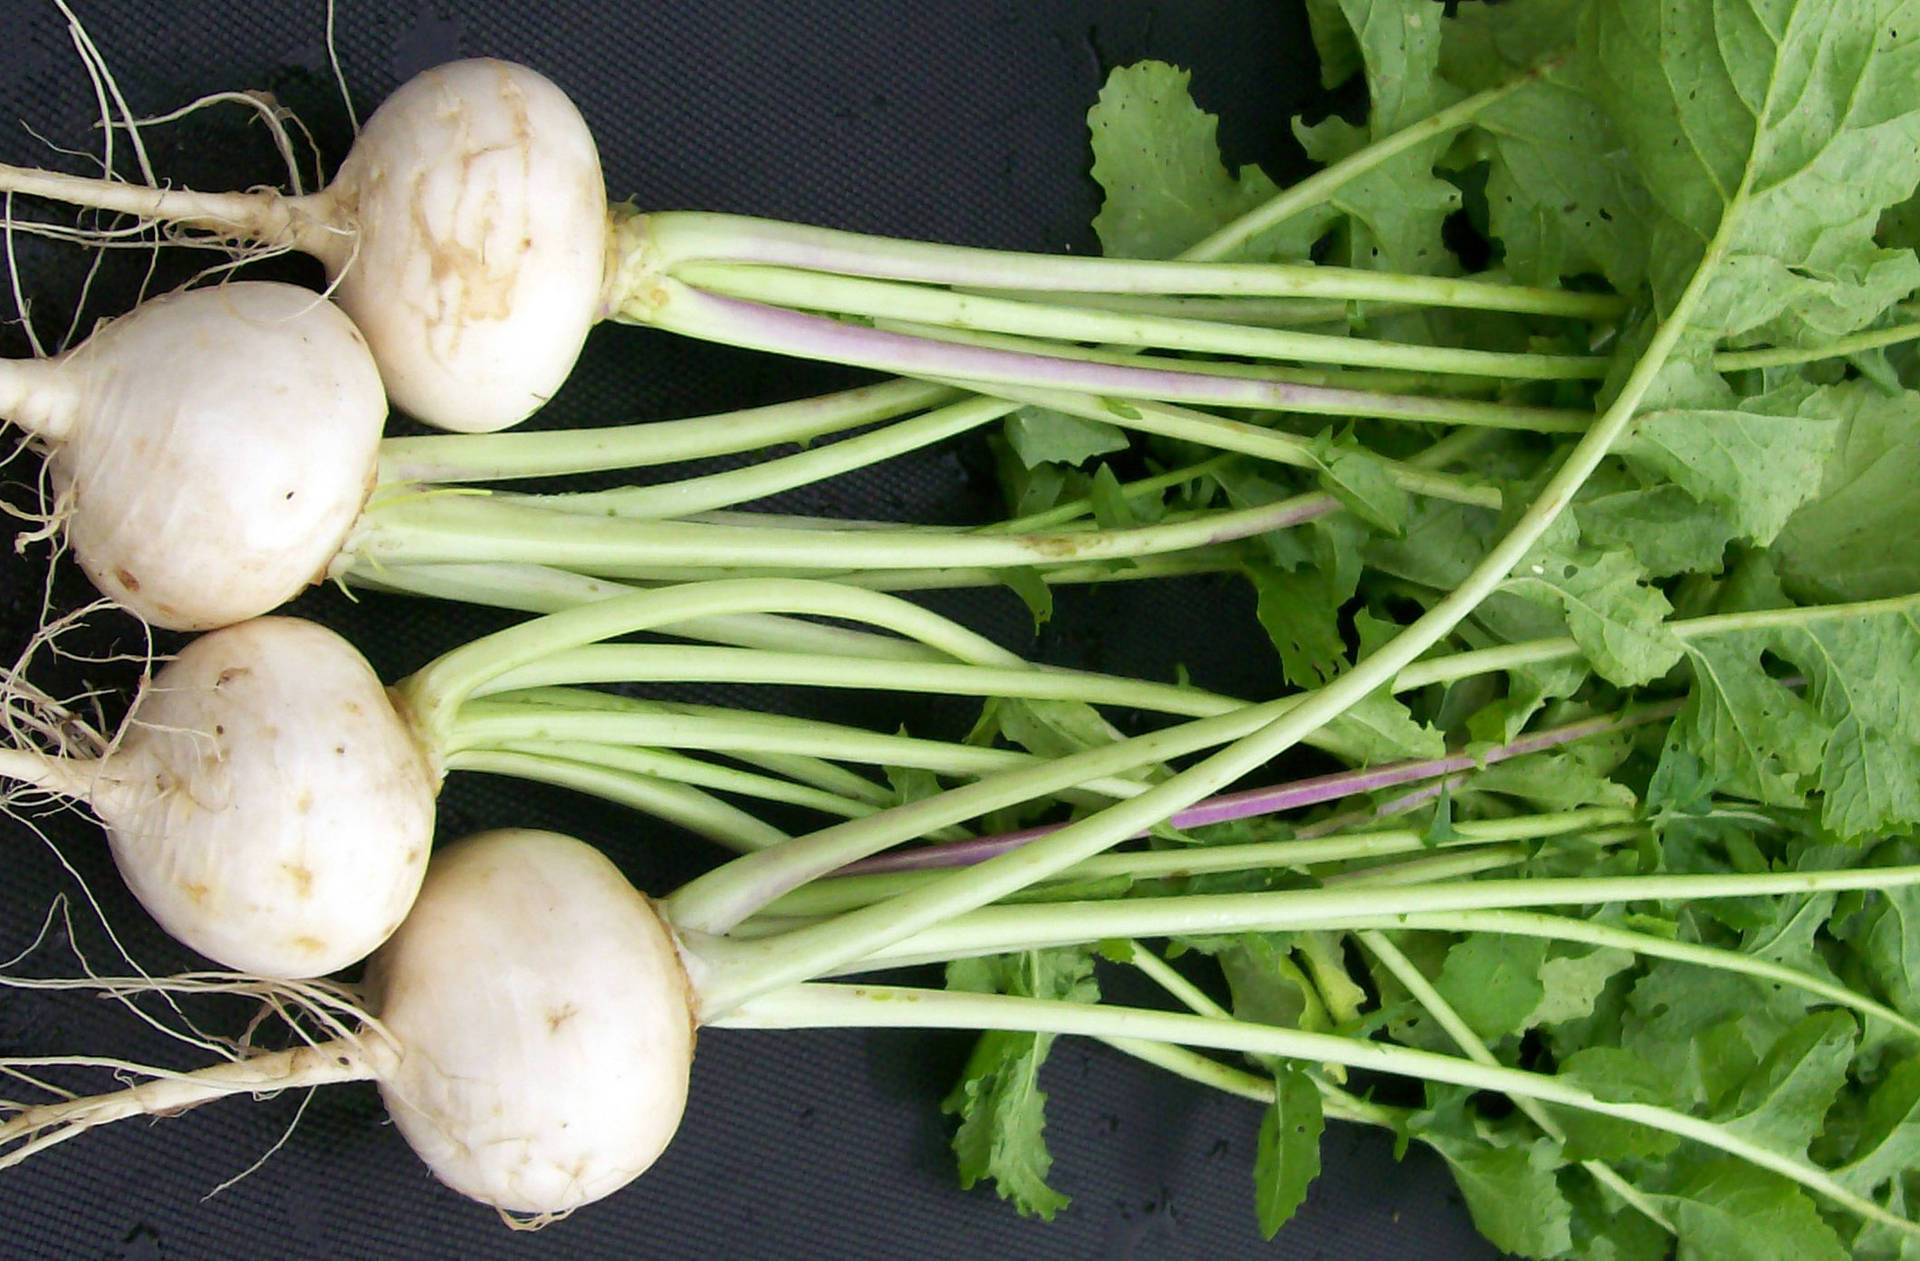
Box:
[305,59,610,434]
[91,617,437,979]
[13,282,388,631]
[363,829,696,1215]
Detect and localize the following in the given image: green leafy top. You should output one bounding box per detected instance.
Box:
[948,1,1920,1255]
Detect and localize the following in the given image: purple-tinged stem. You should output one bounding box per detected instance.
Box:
[628,282,1589,432]
[837,700,1680,876]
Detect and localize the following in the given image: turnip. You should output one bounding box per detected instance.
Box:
[0,57,1627,435]
[0,616,434,978]
[0,282,386,629]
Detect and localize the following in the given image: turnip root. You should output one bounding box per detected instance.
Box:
[302,60,607,433]
[363,828,695,1215]
[0,282,386,630]
[0,616,435,977]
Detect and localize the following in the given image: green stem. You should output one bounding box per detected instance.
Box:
[883,311,1539,395]
[661,198,1714,1006]
[951,380,1507,507]
[1713,318,1920,371]
[483,703,898,809]
[753,810,1636,919]
[711,984,1915,1236]
[504,394,1011,519]
[449,699,1154,802]
[394,578,1027,748]
[990,454,1240,533]
[1363,909,1920,1042]
[460,738,898,826]
[345,553,1242,615]
[348,486,1326,578]
[629,276,1596,427]
[837,866,1920,969]
[374,380,957,483]
[446,748,790,851]
[978,290,1364,328]
[1356,931,1675,1234]
[467,643,1243,720]
[672,263,1607,381]
[1095,1037,1283,1106]
[1182,69,1547,262]
[634,203,1621,318]
[1120,941,1405,1127]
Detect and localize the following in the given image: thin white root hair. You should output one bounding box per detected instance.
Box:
[0,957,393,1177]
[0,598,118,765]
[500,1205,578,1233]
[53,0,157,187]
[121,91,314,196]
[0,450,73,554]
[3,194,46,358]
[325,0,359,134]
[203,1084,320,1200]
[0,897,236,1062]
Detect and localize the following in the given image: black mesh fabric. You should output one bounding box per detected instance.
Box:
[0,2,1497,1257]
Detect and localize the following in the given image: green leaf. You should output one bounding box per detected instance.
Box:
[1576,0,1920,343]
[1248,563,1347,690]
[1219,935,1330,1035]
[1501,544,1683,687]
[1552,1045,1683,1162]
[1303,0,1363,90]
[1295,112,1462,275]
[1528,946,1636,1029]
[1763,604,1920,837]
[942,950,1099,1219]
[1087,463,1140,530]
[1617,380,1845,548]
[1833,885,1920,1020]
[1253,1066,1325,1238]
[992,567,1054,628]
[1441,0,1656,290]
[884,758,944,808]
[1833,1057,1920,1196]
[1433,934,1548,1043]
[1367,496,1497,590]
[1319,688,1447,764]
[1002,407,1130,470]
[1461,744,1639,815]
[1576,484,1738,580]
[1469,81,1655,291]
[1622,962,1817,1108]
[1294,0,1463,275]
[1424,1134,1575,1259]
[1774,383,1920,602]
[1088,62,1316,261]
[1659,637,1826,815]
[1660,1161,1851,1261]
[1716,1009,1856,1160]
[996,697,1133,762]
[1313,433,1410,535]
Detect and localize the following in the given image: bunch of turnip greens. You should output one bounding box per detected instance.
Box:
[922,2,1920,1257]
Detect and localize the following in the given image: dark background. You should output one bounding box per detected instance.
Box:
[0,1,1497,1256]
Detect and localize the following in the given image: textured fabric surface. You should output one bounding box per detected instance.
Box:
[0,1,1498,1256]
